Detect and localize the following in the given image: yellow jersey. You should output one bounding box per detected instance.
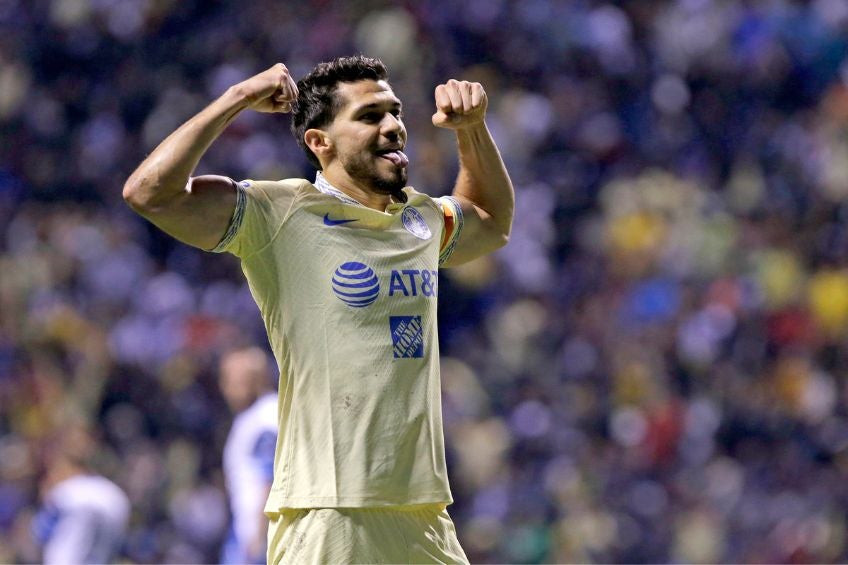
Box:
[213,174,463,510]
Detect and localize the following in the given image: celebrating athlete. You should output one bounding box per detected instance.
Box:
[123,55,514,563]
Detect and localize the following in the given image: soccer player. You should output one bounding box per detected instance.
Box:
[219,346,278,564]
[123,55,514,563]
[33,424,130,564]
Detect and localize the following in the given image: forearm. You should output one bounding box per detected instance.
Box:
[123,87,248,209]
[454,123,514,238]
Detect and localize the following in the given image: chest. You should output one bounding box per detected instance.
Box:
[277,203,442,310]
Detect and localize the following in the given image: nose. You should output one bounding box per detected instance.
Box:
[381,113,404,139]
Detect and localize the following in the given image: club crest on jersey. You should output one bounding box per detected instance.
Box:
[331,262,380,307]
[401,207,431,240]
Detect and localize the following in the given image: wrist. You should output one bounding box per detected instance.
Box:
[455,121,489,140]
[223,84,252,111]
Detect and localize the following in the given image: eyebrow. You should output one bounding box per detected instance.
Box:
[351,100,403,114]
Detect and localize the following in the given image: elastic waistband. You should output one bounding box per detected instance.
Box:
[266,502,448,519]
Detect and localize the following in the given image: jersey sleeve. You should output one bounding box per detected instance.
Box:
[434,196,464,266]
[211,179,300,257]
[251,429,277,483]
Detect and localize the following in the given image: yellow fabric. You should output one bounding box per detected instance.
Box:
[266,505,469,564]
[215,179,455,510]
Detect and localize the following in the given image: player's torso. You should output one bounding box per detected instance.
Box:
[251,188,444,363]
[243,187,451,506]
[40,475,130,564]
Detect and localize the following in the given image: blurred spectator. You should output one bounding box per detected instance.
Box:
[218,347,277,564]
[32,423,130,564]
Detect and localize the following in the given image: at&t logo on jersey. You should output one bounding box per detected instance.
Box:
[331,262,380,307]
[388,269,438,297]
[331,262,439,308]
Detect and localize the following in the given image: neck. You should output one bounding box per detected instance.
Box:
[43,458,85,491]
[320,165,394,211]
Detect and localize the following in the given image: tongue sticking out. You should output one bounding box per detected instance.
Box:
[380,150,409,168]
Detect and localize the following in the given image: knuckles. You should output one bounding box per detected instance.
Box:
[443,79,483,89]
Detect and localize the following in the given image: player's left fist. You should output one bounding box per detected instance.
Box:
[432,80,487,130]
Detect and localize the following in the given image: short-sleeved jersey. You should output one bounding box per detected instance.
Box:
[223,392,278,558]
[34,474,130,565]
[213,175,463,510]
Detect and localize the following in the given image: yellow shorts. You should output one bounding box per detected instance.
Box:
[266,504,469,564]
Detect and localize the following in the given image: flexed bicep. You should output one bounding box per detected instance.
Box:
[439,195,507,267]
[123,63,297,251]
[129,175,239,251]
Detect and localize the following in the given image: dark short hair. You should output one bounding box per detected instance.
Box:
[291,55,389,170]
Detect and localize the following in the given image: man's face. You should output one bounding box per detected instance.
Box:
[326,79,408,194]
[219,351,265,413]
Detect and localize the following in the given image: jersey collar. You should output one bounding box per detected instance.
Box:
[314,172,407,212]
[314,171,366,207]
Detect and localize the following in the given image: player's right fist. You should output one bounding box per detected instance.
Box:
[233,63,299,114]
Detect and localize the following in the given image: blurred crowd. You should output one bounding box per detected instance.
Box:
[2,0,848,562]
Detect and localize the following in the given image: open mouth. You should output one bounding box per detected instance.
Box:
[376,148,409,168]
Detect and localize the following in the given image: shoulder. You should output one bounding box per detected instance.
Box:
[240,178,313,199]
[236,394,278,431]
[258,394,278,427]
[252,394,279,428]
[212,178,313,255]
[402,187,461,227]
[258,392,278,412]
[402,186,441,212]
[50,475,128,512]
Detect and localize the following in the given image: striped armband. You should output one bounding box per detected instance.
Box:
[437,196,464,265]
[211,180,247,253]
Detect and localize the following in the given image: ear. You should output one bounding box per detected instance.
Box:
[305,129,333,165]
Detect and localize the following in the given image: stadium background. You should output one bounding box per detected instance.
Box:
[2,0,848,562]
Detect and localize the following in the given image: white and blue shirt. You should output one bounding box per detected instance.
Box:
[33,474,130,565]
[222,393,278,562]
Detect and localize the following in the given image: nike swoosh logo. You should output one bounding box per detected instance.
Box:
[323,213,357,226]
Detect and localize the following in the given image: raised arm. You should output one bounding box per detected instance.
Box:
[432,80,514,266]
[122,64,298,250]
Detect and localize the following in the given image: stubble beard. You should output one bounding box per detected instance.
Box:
[344,153,408,195]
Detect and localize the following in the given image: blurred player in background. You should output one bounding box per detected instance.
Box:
[32,424,130,565]
[219,346,278,564]
[123,55,513,563]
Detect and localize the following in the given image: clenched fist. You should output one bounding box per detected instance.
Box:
[432,79,487,129]
[234,63,299,114]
